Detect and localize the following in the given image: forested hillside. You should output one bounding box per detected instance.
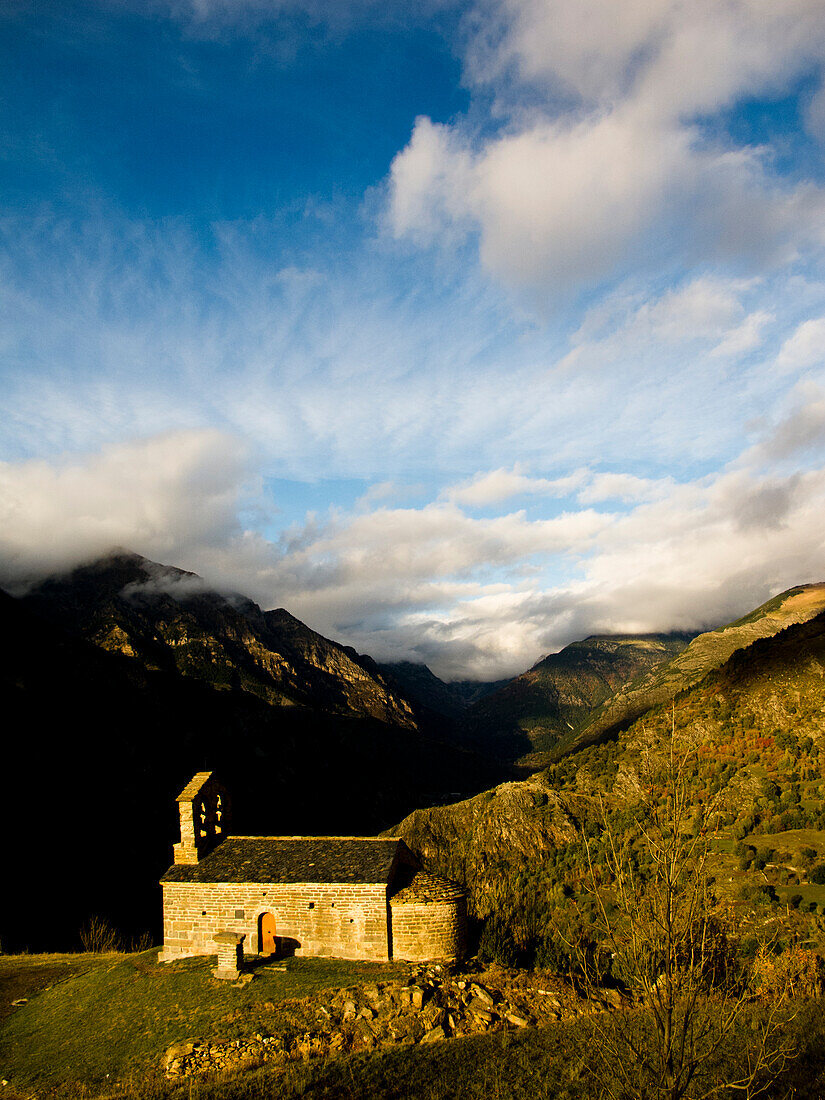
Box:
[392,607,825,966]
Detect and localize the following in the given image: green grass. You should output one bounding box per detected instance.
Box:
[0,951,408,1093]
[776,884,825,906]
[0,952,105,1025]
[162,1022,596,1100]
[6,953,825,1100]
[767,829,825,855]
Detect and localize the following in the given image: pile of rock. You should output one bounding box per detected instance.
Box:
[163,962,623,1080]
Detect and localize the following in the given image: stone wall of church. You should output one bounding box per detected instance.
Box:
[390,896,467,962]
[159,881,391,962]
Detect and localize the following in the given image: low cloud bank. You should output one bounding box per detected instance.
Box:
[2,425,824,680]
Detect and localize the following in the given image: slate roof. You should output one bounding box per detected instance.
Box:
[389,870,465,905]
[161,836,407,885]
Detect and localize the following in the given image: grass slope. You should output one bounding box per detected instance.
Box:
[5,953,825,1100]
[0,952,407,1093]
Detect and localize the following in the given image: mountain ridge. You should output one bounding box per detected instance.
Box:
[460,631,695,764]
[22,549,416,728]
[568,582,825,754]
[387,588,825,929]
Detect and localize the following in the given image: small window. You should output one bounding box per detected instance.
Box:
[331,902,335,908]
[235,909,245,919]
[202,910,207,917]
[308,902,315,910]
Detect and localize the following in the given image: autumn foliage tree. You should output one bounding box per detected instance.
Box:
[568,718,793,1100]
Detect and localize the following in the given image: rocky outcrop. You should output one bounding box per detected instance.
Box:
[388,774,574,864]
[162,961,621,1080]
[383,773,576,913]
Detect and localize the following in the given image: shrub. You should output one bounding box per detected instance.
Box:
[752,944,825,1001]
[809,863,825,884]
[79,916,123,953]
[478,913,523,967]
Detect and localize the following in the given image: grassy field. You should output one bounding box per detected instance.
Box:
[0,951,408,1094]
[153,1007,825,1100]
[5,951,825,1100]
[763,829,825,857]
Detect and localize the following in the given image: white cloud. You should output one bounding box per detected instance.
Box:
[387,1,825,298]
[3,427,825,680]
[775,317,825,374]
[471,0,825,121]
[442,465,584,506]
[0,430,250,588]
[577,472,673,505]
[710,310,772,359]
[753,391,825,462]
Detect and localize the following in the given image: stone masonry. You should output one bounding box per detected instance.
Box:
[161,880,394,962]
[159,772,467,964]
[212,931,245,979]
[390,872,468,962]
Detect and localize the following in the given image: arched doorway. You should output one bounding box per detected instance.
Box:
[259,912,278,956]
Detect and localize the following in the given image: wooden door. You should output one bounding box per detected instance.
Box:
[260,912,278,956]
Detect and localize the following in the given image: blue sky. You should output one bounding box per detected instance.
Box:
[3,0,825,678]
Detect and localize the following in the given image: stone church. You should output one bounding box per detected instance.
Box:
[159,772,467,964]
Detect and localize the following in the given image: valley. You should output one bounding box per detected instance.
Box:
[5,554,825,1098]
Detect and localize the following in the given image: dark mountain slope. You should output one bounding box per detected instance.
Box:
[462,632,693,763]
[22,551,415,727]
[378,661,506,720]
[569,582,825,754]
[388,602,825,923]
[1,569,507,952]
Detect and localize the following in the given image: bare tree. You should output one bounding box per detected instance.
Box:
[562,718,793,1100]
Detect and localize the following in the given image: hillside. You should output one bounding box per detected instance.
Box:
[381,773,576,873]
[461,632,694,764]
[569,583,825,753]
[0,562,508,953]
[22,550,415,726]
[4,950,825,1099]
[7,581,825,1098]
[378,661,506,720]
[389,603,825,955]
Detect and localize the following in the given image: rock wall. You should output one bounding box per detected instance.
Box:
[391,897,467,961]
[159,882,392,962]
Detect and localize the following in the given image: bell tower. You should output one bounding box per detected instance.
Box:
[173,771,230,865]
